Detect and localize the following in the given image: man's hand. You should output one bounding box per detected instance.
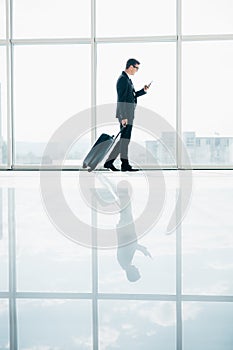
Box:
[121,119,128,126]
[144,81,153,92]
[137,244,152,258]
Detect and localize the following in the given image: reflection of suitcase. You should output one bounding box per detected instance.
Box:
[83,130,121,172]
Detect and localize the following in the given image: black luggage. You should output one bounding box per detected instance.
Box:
[82,130,121,172]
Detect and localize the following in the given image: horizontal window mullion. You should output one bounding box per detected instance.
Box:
[182,34,233,41]
[11,38,92,45]
[182,295,233,302]
[96,35,177,43]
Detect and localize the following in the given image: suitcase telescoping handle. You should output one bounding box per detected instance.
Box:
[113,125,126,140]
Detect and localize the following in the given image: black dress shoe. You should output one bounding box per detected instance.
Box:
[121,164,139,172]
[104,161,120,171]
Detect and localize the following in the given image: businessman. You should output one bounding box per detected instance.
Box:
[104,58,150,172]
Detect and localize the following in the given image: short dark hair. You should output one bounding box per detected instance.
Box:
[126,58,140,69]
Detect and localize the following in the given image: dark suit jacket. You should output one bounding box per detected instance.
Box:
[116,71,146,123]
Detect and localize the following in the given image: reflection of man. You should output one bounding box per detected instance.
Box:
[104,58,150,172]
[116,182,152,282]
[91,176,152,282]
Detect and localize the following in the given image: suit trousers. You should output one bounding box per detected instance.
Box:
[107,123,133,162]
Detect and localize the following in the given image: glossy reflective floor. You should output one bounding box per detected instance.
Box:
[0,170,233,350]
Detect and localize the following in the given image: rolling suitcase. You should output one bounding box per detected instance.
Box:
[82,130,121,172]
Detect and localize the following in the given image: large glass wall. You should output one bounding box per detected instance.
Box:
[0,0,233,167]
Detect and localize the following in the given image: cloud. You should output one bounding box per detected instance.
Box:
[22,346,61,350]
[208,262,233,271]
[184,281,230,295]
[146,330,157,337]
[99,326,120,350]
[137,301,176,327]
[99,271,126,287]
[121,323,134,330]
[182,231,233,255]
[0,300,8,315]
[108,301,177,328]
[121,323,138,338]
[182,303,202,321]
[1,344,9,350]
[138,301,202,325]
[17,299,67,309]
[72,336,92,349]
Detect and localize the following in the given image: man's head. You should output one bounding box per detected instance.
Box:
[125,58,140,76]
[125,265,141,282]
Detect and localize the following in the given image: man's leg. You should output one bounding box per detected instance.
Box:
[120,124,132,162]
[104,123,138,171]
[104,125,123,171]
[104,140,121,171]
[104,124,130,171]
[120,124,139,172]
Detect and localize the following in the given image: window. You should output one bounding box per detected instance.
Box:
[182,0,233,35]
[13,0,91,38]
[0,46,7,166]
[0,189,8,291]
[96,0,176,37]
[96,42,176,166]
[0,300,9,348]
[17,299,92,349]
[182,41,233,165]
[0,0,6,39]
[183,302,233,350]
[182,184,233,295]
[99,300,176,350]
[14,44,91,165]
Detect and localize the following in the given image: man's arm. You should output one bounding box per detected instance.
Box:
[137,244,152,258]
[135,88,147,98]
[117,77,134,123]
[117,77,129,102]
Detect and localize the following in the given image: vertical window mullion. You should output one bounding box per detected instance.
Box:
[6,0,13,169]
[91,0,97,144]
[8,188,18,349]
[176,3,183,350]
[91,5,99,350]
[176,0,182,169]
